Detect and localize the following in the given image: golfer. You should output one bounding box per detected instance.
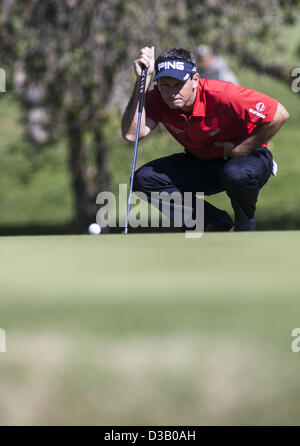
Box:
[122,46,289,231]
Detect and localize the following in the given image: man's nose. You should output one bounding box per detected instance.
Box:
[167,85,180,94]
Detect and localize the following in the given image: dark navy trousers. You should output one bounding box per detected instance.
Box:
[132,147,274,231]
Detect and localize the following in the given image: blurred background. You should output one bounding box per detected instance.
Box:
[0,0,300,235]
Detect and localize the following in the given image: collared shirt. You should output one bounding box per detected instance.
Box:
[145,78,278,160]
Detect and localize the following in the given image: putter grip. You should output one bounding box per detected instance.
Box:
[138,66,148,113]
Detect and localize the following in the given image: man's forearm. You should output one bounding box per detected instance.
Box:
[121,78,141,140]
[122,46,155,142]
[122,76,151,142]
[232,103,289,156]
[233,121,281,156]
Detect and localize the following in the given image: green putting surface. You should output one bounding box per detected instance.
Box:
[0,232,300,425]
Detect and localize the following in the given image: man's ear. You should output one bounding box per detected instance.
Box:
[192,72,200,86]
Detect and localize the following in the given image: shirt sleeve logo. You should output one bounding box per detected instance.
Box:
[256,102,265,112]
[249,102,266,119]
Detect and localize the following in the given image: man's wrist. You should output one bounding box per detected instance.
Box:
[232,144,252,157]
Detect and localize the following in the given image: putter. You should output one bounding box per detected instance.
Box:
[123,65,148,234]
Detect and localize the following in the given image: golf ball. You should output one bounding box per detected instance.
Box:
[88,223,102,235]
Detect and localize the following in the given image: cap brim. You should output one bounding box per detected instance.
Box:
[153,70,192,81]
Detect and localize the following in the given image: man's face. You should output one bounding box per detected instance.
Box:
[157,73,199,111]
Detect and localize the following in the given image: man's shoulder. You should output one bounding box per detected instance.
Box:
[147,84,162,100]
[146,84,166,108]
[145,84,167,123]
[200,78,234,96]
[198,78,235,112]
[200,78,252,108]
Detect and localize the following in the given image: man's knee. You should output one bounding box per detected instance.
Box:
[132,165,153,193]
[220,162,258,190]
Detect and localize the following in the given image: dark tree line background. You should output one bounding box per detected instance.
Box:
[0,0,299,232]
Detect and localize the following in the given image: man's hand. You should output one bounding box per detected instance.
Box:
[122,46,156,142]
[215,141,236,160]
[134,46,155,90]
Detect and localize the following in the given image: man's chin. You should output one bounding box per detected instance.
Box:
[168,100,183,109]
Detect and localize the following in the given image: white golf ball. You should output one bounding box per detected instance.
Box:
[88,223,102,235]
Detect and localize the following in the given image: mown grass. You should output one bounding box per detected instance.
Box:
[0,232,300,425]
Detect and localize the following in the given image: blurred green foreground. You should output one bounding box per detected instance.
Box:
[0,232,300,425]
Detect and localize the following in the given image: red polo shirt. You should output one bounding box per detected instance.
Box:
[145,78,278,160]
